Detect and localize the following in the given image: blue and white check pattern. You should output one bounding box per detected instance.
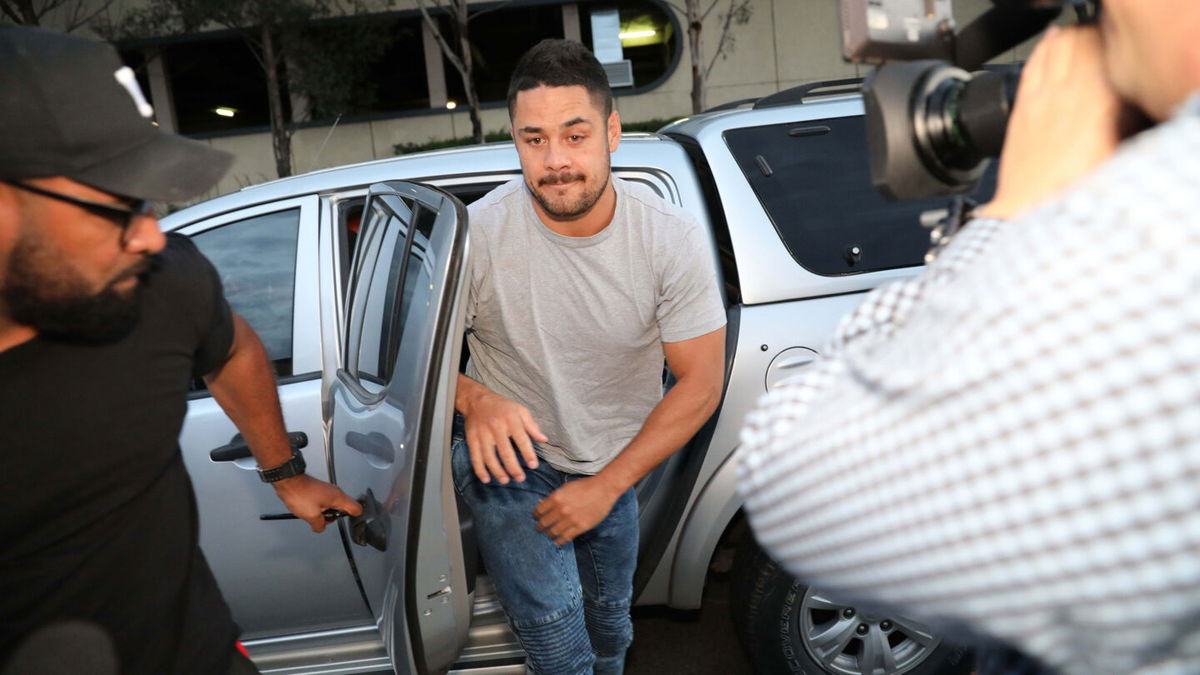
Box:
[738,93,1200,675]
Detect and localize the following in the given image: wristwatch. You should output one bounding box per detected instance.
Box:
[258,449,307,483]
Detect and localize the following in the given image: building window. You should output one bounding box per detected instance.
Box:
[581,0,677,90]
[360,17,430,114]
[117,0,679,139]
[295,15,430,119]
[164,35,271,135]
[443,3,565,107]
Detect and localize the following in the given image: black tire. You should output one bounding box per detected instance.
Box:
[730,537,973,675]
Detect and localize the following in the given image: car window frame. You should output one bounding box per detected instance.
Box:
[176,195,322,396]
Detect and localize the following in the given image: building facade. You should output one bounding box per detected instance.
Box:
[15,0,1025,199]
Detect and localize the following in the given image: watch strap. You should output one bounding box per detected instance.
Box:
[258,449,306,483]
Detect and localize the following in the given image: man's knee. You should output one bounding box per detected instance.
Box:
[583,600,633,657]
[511,599,594,675]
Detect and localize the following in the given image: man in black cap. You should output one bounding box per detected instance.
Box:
[0,26,362,674]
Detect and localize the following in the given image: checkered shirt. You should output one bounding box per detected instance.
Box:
[738,93,1200,675]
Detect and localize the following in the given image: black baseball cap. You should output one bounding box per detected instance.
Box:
[0,26,233,202]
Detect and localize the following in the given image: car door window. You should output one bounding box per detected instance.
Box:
[725,115,997,276]
[191,208,300,377]
[344,195,407,390]
[344,193,443,393]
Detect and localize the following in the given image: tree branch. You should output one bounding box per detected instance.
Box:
[466,0,512,24]
[704,0,735,78]
[63,0,117,33]
[0,0,26,24]
[662,0,685,16]
[416,0,469,81]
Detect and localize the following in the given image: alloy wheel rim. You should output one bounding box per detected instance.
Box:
[797,588,941,675]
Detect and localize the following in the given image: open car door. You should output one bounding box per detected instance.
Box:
[329,181,472,673]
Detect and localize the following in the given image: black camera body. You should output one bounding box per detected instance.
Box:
[841,0,1095,200]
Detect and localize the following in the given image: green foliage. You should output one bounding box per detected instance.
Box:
[289,19,394,119]
[392,117,683,155]
[394,127,513,155]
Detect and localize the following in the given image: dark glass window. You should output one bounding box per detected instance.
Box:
[444,4,564,106]
[353,205,408,387]
[164,35,271,134]
[725,116,998,276]
[296,16,428,118]
[581,0,677,90]
[363,18,429,113]
[191,208,301,377]
[345,194,442,390]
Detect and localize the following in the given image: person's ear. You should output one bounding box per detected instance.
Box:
[608,109,621,152]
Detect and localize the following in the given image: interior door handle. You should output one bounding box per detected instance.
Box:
[350,488,389,552]
[344,431,396,465]
[210,431,308,462]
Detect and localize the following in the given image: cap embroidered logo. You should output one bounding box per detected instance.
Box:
[113,66,154,119]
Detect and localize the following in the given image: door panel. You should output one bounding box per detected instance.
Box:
[331,182,472,673]
[178,197,370,637]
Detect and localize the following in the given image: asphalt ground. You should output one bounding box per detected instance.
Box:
[626,568,754,675]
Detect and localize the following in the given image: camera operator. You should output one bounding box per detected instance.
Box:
[736,3,1199,674]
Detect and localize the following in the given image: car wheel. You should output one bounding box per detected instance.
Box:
[730,537,973,675]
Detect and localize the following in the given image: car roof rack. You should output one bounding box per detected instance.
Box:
[752,77,863,109]
[704,97,761,113]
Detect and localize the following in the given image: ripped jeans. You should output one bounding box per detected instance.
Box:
[451,415,637,675]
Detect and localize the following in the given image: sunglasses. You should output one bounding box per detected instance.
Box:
[4,180,155,245]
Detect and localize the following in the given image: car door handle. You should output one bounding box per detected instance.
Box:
[210,431,308,462]
[261,509,349,522]
[345,431,396,466]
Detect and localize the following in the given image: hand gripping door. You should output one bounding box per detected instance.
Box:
[330,182,471,674]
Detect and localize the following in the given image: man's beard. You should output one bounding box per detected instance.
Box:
[2,229,149,343]
[529,170,609,220]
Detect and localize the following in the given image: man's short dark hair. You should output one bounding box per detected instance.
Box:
[507,39,613,120]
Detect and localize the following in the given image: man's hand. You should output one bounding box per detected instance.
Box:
[978,25,1134,220]
[533,477,622,546]
[459,378,548,484]
[272,474,363,533]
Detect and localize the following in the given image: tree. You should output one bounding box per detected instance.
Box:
[415,0,511,145]
[97,0,388,179]
[668,0,753,114]
[0,0,116,31]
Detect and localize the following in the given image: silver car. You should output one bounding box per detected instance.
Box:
[165,86,991,675]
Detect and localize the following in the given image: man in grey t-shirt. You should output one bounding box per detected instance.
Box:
[451,40,726,675]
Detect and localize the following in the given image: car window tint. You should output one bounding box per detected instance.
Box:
[725,116,997,276]
[346,194,443,393]
[191,208,300,377]
[354,206,410,390]
[337,198,366,299]
[391,204,438,368]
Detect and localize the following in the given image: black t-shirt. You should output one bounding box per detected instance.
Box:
[0,235,238,674]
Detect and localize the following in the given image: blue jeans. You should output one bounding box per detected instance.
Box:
[452,416,637,675]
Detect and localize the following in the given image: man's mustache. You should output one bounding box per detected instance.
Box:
[539,172,584,186]
[108,257,154,288]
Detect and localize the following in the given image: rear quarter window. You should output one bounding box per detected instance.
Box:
[725,115,997,276]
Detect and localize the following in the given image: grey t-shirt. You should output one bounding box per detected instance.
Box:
[464,176,726,474]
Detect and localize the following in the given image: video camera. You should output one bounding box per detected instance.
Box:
[840,0,1098,201]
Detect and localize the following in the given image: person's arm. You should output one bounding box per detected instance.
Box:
[737,22,1145,627]
[454,372,549,484]
[532,325,726,545]
[204,313,362,532]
